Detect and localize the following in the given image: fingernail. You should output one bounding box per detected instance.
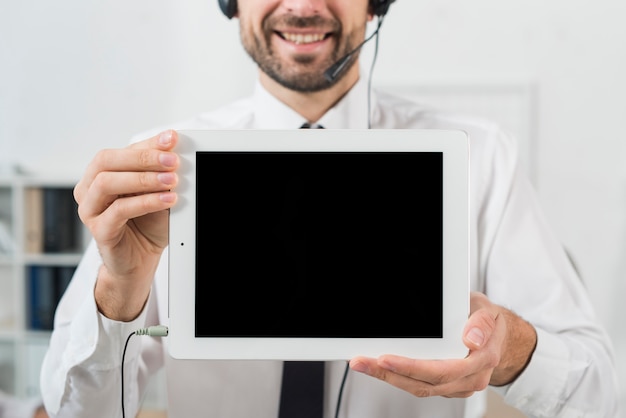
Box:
[159,192,176,203]
[157,172,176,185]
[350,360,370,374]
[159,153,177,167]
[159,130,172,146]
[467,328,485,347]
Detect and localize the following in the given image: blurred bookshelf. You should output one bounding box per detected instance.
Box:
[0,174,88,399]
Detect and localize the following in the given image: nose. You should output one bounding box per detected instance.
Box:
[278,0,327,16]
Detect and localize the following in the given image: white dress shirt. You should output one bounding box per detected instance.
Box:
[40,76,620,418]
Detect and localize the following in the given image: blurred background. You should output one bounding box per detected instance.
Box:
[1,0,625,415]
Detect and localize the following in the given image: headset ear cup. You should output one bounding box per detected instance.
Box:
[371,0,395,17]
[218,0,237,19]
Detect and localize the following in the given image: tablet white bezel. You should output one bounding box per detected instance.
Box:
[168,129,469,360]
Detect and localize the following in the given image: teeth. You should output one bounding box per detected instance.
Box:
[282,32,325,44]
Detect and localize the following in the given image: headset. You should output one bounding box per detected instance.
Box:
[218,0,396,19]
[218,0,396,126]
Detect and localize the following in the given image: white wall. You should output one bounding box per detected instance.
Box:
[2,0,625,410]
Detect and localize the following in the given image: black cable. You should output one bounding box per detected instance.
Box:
[334,361,351,418]
[122,332,348,418]
[121,331,136,418]
[120,326,168,417]
[367,16,384,129]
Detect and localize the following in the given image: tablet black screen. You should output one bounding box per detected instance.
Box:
[194,151,443,338]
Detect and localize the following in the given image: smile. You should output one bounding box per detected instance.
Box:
[279,32,329,45]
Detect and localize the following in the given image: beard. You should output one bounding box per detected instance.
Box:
[240,14,361,92]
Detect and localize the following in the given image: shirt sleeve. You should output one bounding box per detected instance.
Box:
[477,128,620,417]
[40,240,163,418]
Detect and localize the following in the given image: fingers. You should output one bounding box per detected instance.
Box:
[79,169,177,217]
[351,354,468,386]
[79,187,177,245]
[350,355,489,398]
[74,130,179,204]
[74,129,180,237]
[91,192,176,245]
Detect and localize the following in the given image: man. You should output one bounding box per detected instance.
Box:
[40,0,620,417]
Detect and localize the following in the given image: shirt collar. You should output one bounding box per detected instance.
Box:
[252,75,371,129]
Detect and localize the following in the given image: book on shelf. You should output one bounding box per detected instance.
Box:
[43,187,80,253]
[23,187,81,254]
[27,265,76,331]
[24,187,44,254]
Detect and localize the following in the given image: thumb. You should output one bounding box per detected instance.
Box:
[463,292,499,350]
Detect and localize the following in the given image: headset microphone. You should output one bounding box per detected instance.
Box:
[323,54,354,83]
[323,18,384,83]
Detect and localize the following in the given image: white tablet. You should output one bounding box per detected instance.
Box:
[168,129,469,361]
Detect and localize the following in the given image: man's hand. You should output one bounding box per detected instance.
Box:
[349,292,537,398]
[74,130,179,321]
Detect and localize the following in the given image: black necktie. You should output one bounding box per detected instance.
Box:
[278,361,325,418]
[300,122,324,129]
[279,122,325,418]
